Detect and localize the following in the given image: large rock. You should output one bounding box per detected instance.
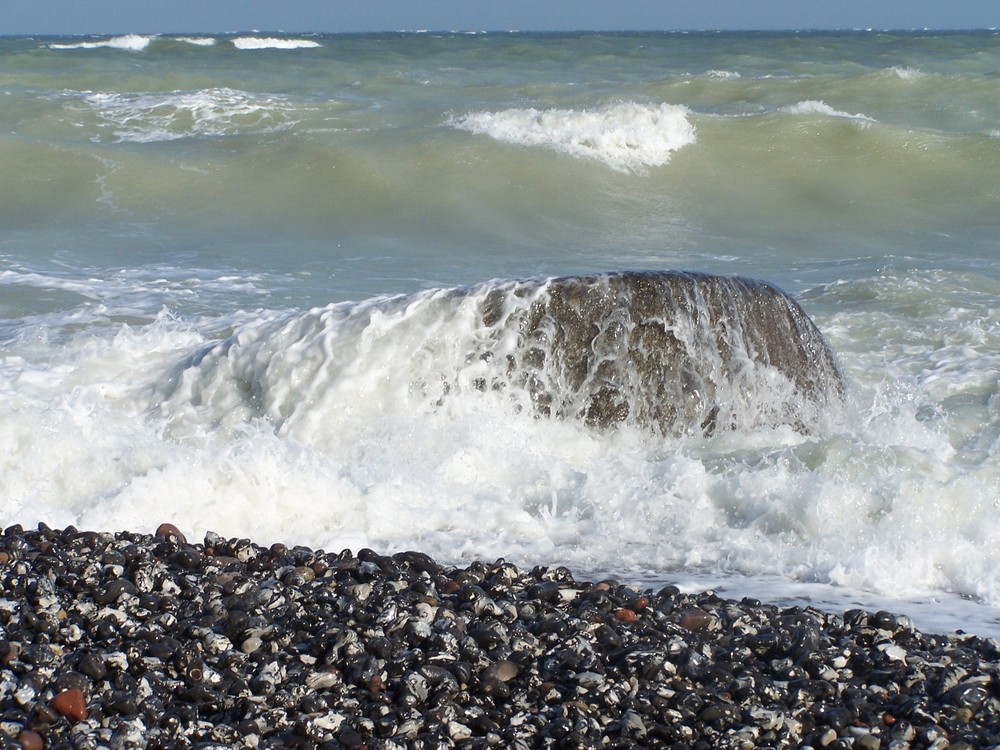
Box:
[472,271,844,435]
[159,270,845,439]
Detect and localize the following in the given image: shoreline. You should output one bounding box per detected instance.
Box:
[2,524,999,749]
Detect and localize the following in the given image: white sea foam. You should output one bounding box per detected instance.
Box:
[782,100,876,122]
[706,70,741,79]
[231,37,322,50]
[175,37,217,47]
[49,34,153,52]
[449,102,696,173]
[891,66,925,81]
[78,87,301,143]
[4,270,997,621]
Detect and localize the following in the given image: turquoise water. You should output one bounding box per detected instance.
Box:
[2,31,1000,634]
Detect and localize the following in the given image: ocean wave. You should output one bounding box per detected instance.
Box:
[156,272,844,442]
[77,87,302,143]
[781,99,876,123]
[890,65,926,81]
[48,34,153,52]
[231,37,322,50]
[174,36,217,47]
[448,102,695,173]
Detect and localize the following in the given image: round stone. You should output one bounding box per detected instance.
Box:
[51,688,88,722]
[154,523,187,544]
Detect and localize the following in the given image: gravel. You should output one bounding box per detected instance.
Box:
[1,523,999,749]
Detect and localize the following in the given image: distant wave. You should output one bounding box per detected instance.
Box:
[231,37,322,50]
[449,102,696,173]
[174,37,217,47]
[48,34,153,52]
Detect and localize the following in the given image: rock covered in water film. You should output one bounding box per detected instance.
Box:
[2,524,1000,749]
[476,271,845,435]
[161,271,845,440]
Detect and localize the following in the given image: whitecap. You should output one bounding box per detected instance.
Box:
[891,65,925,81]
[448,101,696,173]
[49,34,153,52]
[781,99,876,123]
[231,37,322,50]
[78,87,301,143]
[174,36,217,47]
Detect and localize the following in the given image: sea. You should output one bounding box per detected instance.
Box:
[2,30,999,637]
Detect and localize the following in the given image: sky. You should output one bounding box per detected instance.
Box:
[3,0,998,36]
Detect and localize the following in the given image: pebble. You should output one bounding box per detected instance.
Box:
[50,688,87,722]
[154,522,187,544]
[1,524,1000,749]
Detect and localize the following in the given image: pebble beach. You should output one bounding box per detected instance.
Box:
[2,524,999,750]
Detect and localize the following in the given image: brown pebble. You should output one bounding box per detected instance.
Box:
[441,579,461,594]
[367,675,385,692]
[51,688,88,722]
[18,731,43,750]
[0,551,10,564]
[630,595,650,613]
[155,523,186,544]
[679,608,713,631]
[615,608,638,623]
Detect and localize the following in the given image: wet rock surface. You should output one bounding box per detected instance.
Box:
[2,524,999,749]
[476,271,845,435]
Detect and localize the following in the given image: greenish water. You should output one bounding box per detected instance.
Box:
[2,31,1000,634]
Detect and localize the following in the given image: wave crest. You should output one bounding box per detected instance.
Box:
[781,100,876,123]
[449,102,696,173]
[49,34,153,52]
[77,87,302,143]
[231,37,322,50]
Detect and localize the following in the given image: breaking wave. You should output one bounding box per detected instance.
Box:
[76,87,303,143]
[48,34,153,52]
[448,102,696,173]
[156,272,845,443]
[231,37,322,50]
[780,100,877,123]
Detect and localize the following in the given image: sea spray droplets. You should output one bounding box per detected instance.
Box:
[449,101,696,172]
[157,271,843,443]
